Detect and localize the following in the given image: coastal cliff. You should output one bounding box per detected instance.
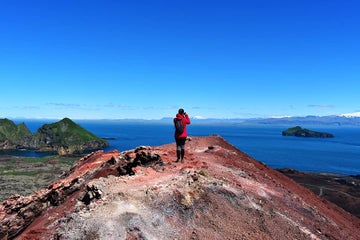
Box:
[0,118,108,155]
[1,135,359,239]
[31,118,108,155]
[0,119,33,149]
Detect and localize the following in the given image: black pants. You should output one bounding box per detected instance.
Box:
[175,137,186,160]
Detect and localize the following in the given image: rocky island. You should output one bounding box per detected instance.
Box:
[0,118,33,150]
[282,126,334,138]
[0,118,108,155]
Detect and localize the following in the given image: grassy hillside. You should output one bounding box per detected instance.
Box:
[0,118,109,154]
[32,118,109,154]
[0,119,33,148]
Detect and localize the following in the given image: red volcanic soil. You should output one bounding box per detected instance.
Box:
[1,135,359,240]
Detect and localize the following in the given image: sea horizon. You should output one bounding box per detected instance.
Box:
[3,119,359,176]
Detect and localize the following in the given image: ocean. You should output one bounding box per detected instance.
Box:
[6,120,360,175]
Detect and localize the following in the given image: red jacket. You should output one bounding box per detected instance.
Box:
[174,113,190,139]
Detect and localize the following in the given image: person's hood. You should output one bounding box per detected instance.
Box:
[176,113,183,119]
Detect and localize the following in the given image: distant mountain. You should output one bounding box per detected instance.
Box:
[339,111,360,117]
[72,114,360,127]
[159,117,248,125]
[14,114,360,127]
[240,115,360,126]
[161,115,360,126]
[0,118,108,155]
[0,118,33,149]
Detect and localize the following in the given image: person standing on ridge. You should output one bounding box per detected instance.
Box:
[174,108,190,162]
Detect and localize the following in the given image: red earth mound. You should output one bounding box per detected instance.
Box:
[1,135,359,239]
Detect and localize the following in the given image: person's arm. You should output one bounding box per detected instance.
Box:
[184,113,190,124]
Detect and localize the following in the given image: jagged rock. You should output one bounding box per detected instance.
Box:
[79,184,102,205]
[1,136,359,239]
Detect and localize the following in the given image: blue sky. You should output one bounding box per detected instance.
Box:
[1,0,359,119]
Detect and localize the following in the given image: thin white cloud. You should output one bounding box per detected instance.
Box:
[166,105,181,109]
[308,104,335,109]
[270,115,292,119]
[47,102,81,108]
[117,104,132,109]
[103,103,114,108]
[340,111,360,117]
[15,105,40,109]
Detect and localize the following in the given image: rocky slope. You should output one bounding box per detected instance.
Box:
[278,168,360,218]
[1,135,359,239]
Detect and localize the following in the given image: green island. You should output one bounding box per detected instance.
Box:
[282,126,334,138]
[0,117,109,201]
[0,117,109,155]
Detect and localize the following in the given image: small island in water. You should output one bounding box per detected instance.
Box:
[282,126,334,138]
